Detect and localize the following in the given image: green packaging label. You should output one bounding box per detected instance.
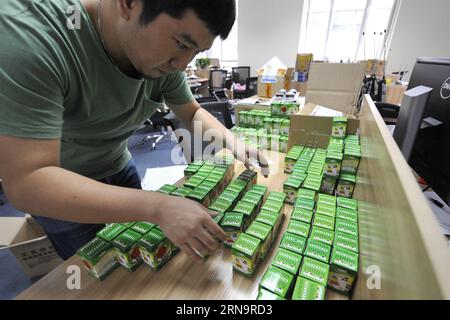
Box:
[286,220,311,238]
[259,265,295,298]
[310,226,334,246]
[292,277,326,300]
[334,231,359,253]
[272,248,303,275]
[313,214,335,231]
[304,239,332,263]
[279,232,307,255]
[96,223,126,242]
[299,257,330,286]
[291,208,313,224]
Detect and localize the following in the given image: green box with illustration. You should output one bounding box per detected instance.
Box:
[231,233,261,277]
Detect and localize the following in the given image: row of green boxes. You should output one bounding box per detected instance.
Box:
[270,91,300,118]
[238,109,291,133]
[77,221,178,281]
[230,191,286,277]
[257,191,360,300]
[232,127,290,153]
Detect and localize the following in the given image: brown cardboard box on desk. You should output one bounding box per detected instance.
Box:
[305,62,366,114]
[0,214,63,278]
[256,57,288,98]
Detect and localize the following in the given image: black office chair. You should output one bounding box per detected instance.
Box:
[141,107,177,150]
[200,101,234,129]
[375,102,400,125]
[232,66,251,99]
[209,69,229,101]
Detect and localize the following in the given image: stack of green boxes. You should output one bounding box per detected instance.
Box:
[270,91,300,118]
[337,135,361,198]
[283,146,325,204]
[231,191,285,278]
[77,221,180,280]
[257,191,360,300]
[233,108,291,153]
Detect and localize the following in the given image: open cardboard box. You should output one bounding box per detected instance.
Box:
[0,214,63,278]
[288,103,359,150]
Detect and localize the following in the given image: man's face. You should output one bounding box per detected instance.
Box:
[117,4,216,79]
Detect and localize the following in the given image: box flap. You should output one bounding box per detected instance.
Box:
[305,90,358,114]
[0,217,27,246]
[308,63,366,93]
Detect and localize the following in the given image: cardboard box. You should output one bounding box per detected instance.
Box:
[0,215,63,278]
[305,63,366,113]
[295,54,314,73]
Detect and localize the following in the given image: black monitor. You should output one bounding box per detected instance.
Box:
[408,57,450,205]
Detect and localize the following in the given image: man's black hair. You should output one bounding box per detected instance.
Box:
[139,0,236,40]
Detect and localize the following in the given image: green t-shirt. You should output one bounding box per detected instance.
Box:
[0,0,194,179]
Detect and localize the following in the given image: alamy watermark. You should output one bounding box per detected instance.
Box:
[66,5,81,30]
[66,265,81,290]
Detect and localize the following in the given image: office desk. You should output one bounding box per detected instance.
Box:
[16,96,450,300]
[187,78,209,96]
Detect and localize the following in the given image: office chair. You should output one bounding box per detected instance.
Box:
[375,102,400,125]
[232,66,251,99]
[141,107,177,150]
[209,69,229,101]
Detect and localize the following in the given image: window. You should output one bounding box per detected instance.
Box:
[299,0,399,62]
[190,0,239,69]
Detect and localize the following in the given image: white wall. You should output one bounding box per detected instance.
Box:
[387,0,450,81]
[238,0,304,76]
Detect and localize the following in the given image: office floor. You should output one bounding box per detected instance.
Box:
[0,126,185,300]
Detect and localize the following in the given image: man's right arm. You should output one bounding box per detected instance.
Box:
[0,135,225,261]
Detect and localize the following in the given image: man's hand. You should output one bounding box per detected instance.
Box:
[233,139,270,177]
[154,195,226,263]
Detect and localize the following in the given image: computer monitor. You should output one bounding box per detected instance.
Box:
[408,57,450,205]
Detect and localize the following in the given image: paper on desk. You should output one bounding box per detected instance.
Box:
[311,105,343,117]
[141,165,187,191]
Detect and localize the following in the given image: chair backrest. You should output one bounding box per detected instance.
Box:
[232,66,251,84]
[199,101,233,129]
[209,69,228,91]
[245,77,258,97]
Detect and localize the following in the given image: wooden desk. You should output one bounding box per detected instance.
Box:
[16,96,450,299]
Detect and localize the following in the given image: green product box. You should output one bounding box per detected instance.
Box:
[299,257,330,286]
[96,223,127,242]
[233,200,257,228]
[112,229,143,271]
[157,184,177,194]
[212,213,225,225]
[77,237,118,281]
[286,220,310,238]
[209,198,233,214]
[279,232,307,255]
[336,207,358,223]
[198,163,215,174]
[184,176,204,189]
[261,200,284,216]
[270,134,280,151]
[294,197,315,212]
[324,151,343,177]
[318,193,337,207]
[186,188,211,208]
[335,218,359,237]
[307,163,323,176]
[238,170,258,190]
[259,265,295,298]
[310,226,334,246]
[257,288,286,300]
[291,208,313,224]
[241,192,263,211]
[194,171,209,181]
[334,231,359,253]
[256,210,282,238]
[258,132,270,150]
[138,228,173,270]
[279,136,289,153]
[303,175,322,192]
[249,184,268,199]
[231,233,261,277]
[170,187,192,198]
[184,165,200,179]
[320,175,337,195]
[263,117,273,132]
[337,197,358,211]
[267,192,287,204]
[336,174,356,198]
[293,162,309,174]
[226,181,246,196]
[283,177,302,205]
[315,203,336,218]
[120,222,135,228]
[246,221,273,260]
[221,212,245,247]
[313,214,335,231]
[217,191,239,208]
[304,239,332,264]
[272,248,302,275]
[292,277,326,300]
[239,111,248,127]
[342,148,361,174]
[290,171,307,182]
[285,155,298,174]
[332,117,348,138]
[281,119,291,136]
[297,188,316,201]
[131,222,155,235]
[328,246,359,295]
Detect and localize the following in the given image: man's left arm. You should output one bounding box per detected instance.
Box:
[169,99,269,176]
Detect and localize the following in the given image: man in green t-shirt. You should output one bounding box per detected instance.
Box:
[0,0,269,261]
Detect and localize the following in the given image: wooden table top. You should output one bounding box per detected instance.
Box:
[16,150,345,300]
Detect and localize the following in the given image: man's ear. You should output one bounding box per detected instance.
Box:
[116,0,141,21]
